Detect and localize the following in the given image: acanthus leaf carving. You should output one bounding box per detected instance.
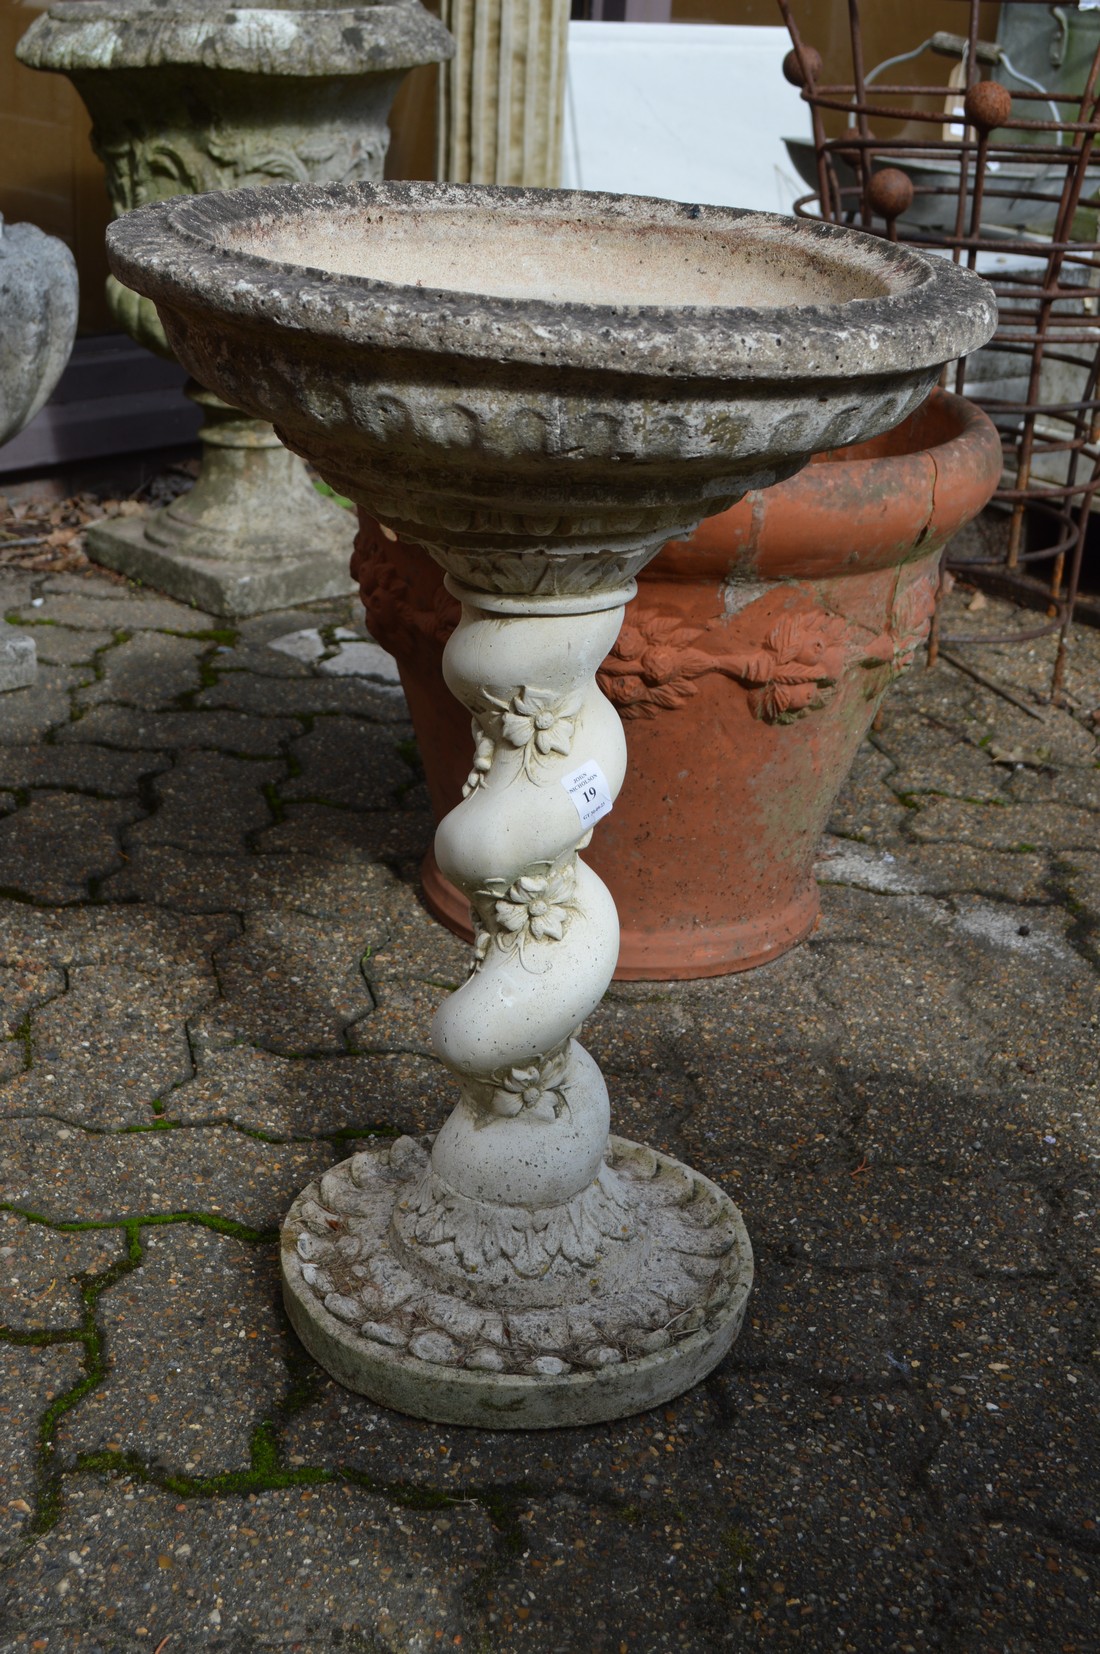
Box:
[398,1159,636,1278]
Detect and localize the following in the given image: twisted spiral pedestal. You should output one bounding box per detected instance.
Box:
[282,572,755,1427]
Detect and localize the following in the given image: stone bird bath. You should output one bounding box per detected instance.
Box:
[106,182,996,1426]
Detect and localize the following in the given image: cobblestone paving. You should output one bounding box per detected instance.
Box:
[0,562,1098,1653]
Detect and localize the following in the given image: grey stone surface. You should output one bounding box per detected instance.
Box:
[0,1477,491,1652]
[168,1044,450,1136]
[0,1344,83,1552]
[59,1226,287,1474]
[0,1210,121,1331]
[198,665,410,721]
[0,624,35,691]
[5,589,214,632]
[282,716,417,811]
[72,628,205,710]
[29,624,114,667]
[199,904,376,1055]
[0,931,227,1126]
[0,572,1096,1648]
[85,510,358,621]
[255,799,434,864]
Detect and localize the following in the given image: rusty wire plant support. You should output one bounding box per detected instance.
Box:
[779,0,1100,700]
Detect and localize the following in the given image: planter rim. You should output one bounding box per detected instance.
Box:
[104,181,997,382]
[17,0,454,76]
[661,387,1003,579]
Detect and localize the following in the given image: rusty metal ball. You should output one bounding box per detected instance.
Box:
[867,167,915,222]
[783,45,822,88]
[964,80,1013,132]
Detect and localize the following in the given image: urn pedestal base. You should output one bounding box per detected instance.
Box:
[281,1133,753,1429]
[86,510,355,619]
[86,386,355,619]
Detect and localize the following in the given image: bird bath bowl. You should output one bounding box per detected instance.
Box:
[107,182,995,1427]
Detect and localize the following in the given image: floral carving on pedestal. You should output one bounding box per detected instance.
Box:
[598,604,855,724]
[482,684,584,777]
[489,1047,571,1121]
[475,861,579,969]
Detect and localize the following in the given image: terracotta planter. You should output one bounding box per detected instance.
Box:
[352,388,1001,978]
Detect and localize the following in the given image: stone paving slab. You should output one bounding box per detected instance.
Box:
[72,631,206,711]
[166,1045,451,1138]
[282,717,419,812]
[0,744,171,798]
[0,664,85,744]
[0,568,1097,1653]
[0,1478,493,1653]
[0,1118,332,1230]
[0,1344,84,1555]
[58,1227,289,1476]
[127,754,283,853]
[255,801,434,865]
[30,626,115,667]
[5,591,217,633]
[0,794,145,905]
[199,670,410,722]
[60,704,301,759]
[0,1211,122,1333]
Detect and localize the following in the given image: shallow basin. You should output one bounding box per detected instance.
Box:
[106,181,997,591]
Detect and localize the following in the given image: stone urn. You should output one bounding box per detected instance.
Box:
[0,214,78,448]
[106,181,995,1426]
[0,213,78,690]
[17,0,453,618]
[354,387,1003,977]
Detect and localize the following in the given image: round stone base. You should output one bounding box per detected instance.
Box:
[281,1134,753,1428]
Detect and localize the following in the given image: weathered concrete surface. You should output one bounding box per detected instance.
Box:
[0,567,1097,1649]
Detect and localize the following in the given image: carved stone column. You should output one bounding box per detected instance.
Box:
[438,0,569,187]
[283,561,756,1427]
[18,0,453,617]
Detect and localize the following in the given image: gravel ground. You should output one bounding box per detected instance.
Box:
[0,539,1098,1654]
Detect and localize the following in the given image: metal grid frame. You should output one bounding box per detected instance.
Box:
[779,0,1100,698]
